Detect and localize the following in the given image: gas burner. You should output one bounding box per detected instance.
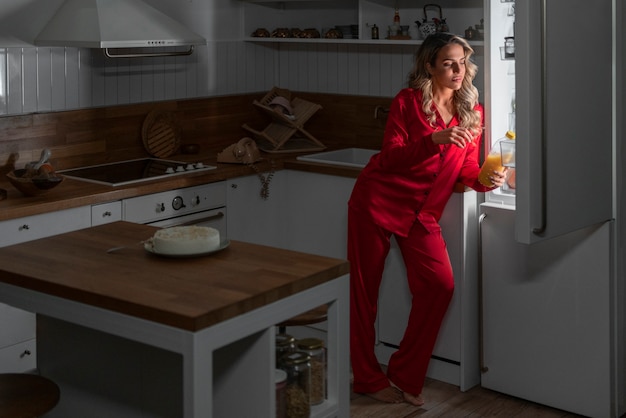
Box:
[59,158,216,187]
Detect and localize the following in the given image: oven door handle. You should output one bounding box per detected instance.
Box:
[177,211,225,226]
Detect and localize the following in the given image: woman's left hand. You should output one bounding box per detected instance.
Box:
[489,168,508,188]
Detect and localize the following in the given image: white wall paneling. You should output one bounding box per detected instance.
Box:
[0,44,215,116]
[0,40,484,116]
[271,42,417,98]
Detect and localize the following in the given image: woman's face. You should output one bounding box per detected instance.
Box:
[428,43,466,91]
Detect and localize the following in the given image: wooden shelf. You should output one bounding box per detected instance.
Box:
[244,37,485,47]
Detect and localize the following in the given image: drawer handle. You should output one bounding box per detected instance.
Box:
[102,211,112,217]
[178,211,225,226]
[19,224,30,231]
[20,350,31,358]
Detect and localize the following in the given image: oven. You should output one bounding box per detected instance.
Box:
[122,182,227,235]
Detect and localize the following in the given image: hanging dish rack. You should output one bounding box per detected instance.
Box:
[242,87,325,153]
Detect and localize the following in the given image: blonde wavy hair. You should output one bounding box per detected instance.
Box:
[407,32,481,130]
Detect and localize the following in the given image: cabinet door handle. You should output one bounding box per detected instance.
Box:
[478,212,488,373]
[177,211,225,227]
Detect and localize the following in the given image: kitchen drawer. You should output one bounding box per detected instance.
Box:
[0,303,35,348]
[0,339,36,373]
[92,201,122,226]
[0,206,91,248]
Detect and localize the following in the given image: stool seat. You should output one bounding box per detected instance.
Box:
[0,373,60,418]
[277,304,328,333]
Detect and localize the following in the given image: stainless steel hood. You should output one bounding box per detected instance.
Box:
[34,0,206,56]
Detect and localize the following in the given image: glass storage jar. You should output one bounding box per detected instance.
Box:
[296,338,326,405]
[276,333,296,369]
[282,352,312,418]
[504,36,515,58]
[275,369,287,418]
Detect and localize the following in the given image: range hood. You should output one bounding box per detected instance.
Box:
[34,0,206,57]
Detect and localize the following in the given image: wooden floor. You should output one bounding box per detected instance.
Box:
[350,377,588,418]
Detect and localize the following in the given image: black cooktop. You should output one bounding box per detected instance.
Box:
[59,158,215,186]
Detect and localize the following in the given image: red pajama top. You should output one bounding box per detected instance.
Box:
[349,88,493,237]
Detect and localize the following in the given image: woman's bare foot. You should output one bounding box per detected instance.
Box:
[403,391,425,406]
[363,386,403,403]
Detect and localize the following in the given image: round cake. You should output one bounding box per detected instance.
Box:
[151,226,220,255]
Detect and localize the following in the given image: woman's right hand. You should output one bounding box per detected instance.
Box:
[432,126,478,148]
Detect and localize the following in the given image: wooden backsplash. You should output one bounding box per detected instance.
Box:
[0,91,391,172]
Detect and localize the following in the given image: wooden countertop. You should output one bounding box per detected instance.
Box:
[0,154,362,222]
[0,221,350,331]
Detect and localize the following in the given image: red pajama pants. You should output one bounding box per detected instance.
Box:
[348,206,454,396]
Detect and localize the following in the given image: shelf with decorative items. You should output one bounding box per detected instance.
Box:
[243,36,484,47]
[241,0,484,46]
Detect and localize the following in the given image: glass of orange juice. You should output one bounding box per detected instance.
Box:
[500,140,515,168]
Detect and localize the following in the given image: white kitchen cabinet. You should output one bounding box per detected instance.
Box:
[376,191,480,391]
[226,171,288,249]
[228,169,354,258]
[0,304,36,372]
[284,170,355,259]
[91,201,122,226]
[0,205,91,372]
[241,0,484,46]
[0,206,91,248]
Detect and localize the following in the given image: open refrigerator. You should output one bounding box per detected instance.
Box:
[480,0,624,417]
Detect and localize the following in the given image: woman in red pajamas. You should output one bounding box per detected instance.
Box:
[348,33,506,406]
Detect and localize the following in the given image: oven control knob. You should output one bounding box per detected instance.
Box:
[186,164,195,170]
[191,196,200,206]
[176,166,185,172]
[165,167,175,174]
[156,203,165,213]
[172,196,186,210]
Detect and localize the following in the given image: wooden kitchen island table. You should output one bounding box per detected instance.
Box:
[0,221,350,418]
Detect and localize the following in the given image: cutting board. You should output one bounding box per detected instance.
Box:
[142,110,181,158]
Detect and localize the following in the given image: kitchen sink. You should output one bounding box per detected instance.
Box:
[296,148,378,168]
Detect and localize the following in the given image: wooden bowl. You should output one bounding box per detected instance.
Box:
[6,169,64,197]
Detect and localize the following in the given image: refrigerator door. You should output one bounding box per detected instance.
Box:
[480,205,613,417]
[515,0,613,244]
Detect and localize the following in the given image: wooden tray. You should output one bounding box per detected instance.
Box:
[142,110,181,158]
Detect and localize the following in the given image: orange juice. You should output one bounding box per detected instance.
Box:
[478,153,504,186]
[501,151,514,166]
[479,131,515,187]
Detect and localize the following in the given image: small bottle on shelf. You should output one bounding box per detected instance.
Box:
[390,8,400,37]
[371,24,379,40]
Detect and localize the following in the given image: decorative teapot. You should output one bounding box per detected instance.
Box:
[416,4,448,39]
